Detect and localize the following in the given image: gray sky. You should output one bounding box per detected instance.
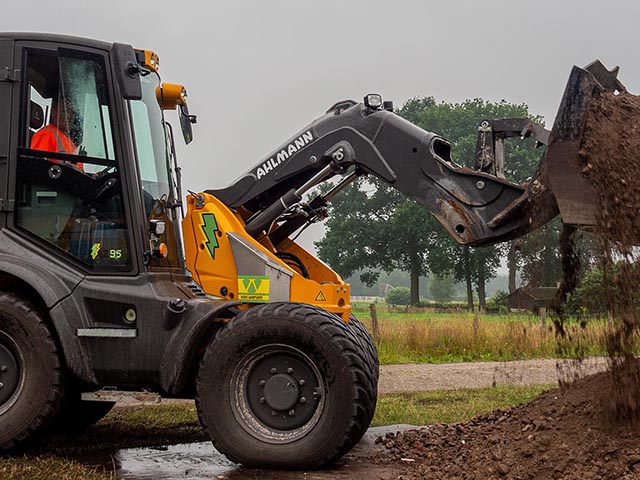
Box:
[3,0,640,254]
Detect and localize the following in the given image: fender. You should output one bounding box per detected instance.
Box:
[160,299,240,394]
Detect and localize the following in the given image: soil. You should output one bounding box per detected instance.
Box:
[579,90,640,247]
[375,89,640,479]
[579,90,640,420]
[374,367,640,480]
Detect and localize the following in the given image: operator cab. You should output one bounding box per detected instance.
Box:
[10,36,195,273]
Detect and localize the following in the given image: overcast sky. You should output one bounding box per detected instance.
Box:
[3,1,639,254]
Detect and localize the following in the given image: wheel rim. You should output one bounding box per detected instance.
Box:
[231,344,325,444]
[0,331,24,414]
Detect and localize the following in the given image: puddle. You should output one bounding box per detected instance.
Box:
[115,425,417,480]
[116,441,237,479]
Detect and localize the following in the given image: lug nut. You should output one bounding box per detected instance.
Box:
[270,368,277,374]
[300,397,307,404]
[259,397,266,404]
[287,367,294,374]
[0,382,3,389]
[299,379,306,386]
[259,380,266,387]
[0,365,7,372]
[288,409,295,416]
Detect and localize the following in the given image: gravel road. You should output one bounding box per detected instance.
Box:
[377,357,609,394]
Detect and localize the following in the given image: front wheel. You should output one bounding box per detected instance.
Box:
[196,303,378,469]
[0,293,64,450]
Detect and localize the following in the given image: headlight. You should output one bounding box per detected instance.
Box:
[364,94,383,110]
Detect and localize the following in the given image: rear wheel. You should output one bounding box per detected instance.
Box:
[0,293,64,450]
[196,303,378,469]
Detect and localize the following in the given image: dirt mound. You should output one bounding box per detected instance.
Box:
[376,366,640,479]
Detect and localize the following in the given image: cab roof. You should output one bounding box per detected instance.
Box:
[0,32,113,51]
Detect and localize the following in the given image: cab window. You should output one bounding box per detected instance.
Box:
[15,48,131,271]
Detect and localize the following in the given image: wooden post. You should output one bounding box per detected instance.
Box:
[369,303,380,341]
[540,307,547,335]
[473,306,479,337]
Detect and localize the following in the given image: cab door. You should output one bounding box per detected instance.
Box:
[12,44,136,272]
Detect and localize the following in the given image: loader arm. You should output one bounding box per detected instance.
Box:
[207,60,623,247]
[208,100,556,247]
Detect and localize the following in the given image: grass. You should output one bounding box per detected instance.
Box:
[352,302,616,364]
[0,385,549,480]
[372,384,551,426]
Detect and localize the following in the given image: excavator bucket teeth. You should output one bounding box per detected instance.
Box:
[545,60,625,228]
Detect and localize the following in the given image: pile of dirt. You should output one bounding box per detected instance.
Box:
[375,366,640,480]
[376,89,640,479]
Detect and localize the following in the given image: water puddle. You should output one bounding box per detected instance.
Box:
[115,425,416,479]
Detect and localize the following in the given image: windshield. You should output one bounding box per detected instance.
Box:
[129,72,183,268]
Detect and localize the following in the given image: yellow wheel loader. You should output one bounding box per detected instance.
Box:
[0,32,625,468]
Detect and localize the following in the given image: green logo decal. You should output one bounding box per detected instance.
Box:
[200,213,219,258]
[90,243,101,260]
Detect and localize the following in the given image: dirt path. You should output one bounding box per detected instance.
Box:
[377,357,608,394]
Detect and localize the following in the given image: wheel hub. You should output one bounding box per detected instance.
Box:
[238,347,324,436]
[0,338,21,407]
[263,374,299,411]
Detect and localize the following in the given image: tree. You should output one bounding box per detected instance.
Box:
[316,178,450,305]
[428,273,455,303]
[385,287,411,307]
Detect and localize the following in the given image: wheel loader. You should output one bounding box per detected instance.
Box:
[0,32,626,468]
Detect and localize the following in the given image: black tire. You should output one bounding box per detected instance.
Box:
[0,293,64,450]
[53,391,115,432]
[196,303,378,469]
[347,314,379,443]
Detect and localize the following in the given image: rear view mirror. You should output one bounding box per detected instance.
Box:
[179,104,197,145]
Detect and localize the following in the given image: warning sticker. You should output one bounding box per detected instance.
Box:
[314,290,327,302]
[238,276,270,302]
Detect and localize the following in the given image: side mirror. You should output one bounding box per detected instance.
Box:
[179,104,197,145]
[112,43,142,100]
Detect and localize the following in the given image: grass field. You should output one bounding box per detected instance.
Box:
[351,302,617,364]
[0,385,550,480]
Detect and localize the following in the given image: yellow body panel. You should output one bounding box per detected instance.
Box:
[183,193,351,321]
